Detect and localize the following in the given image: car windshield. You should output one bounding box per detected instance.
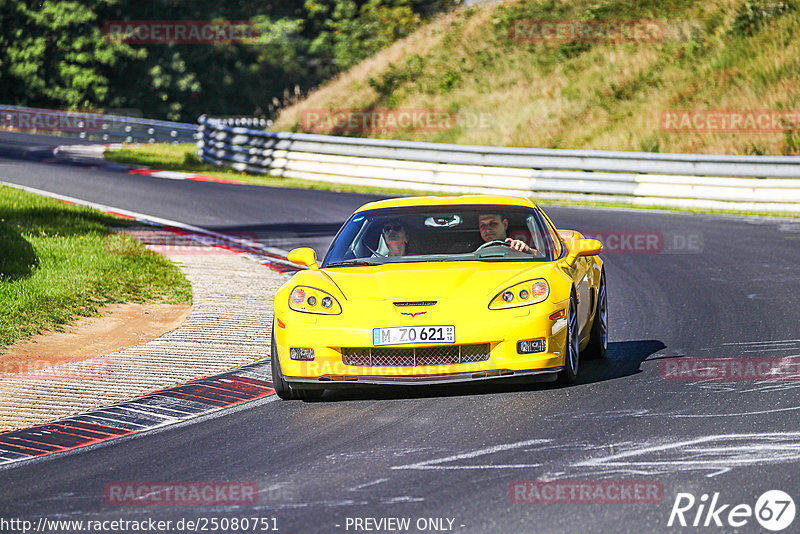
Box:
[322,205,560,267]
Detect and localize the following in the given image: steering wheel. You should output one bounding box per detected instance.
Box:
[364,242,386,258]
[475,239,511,252]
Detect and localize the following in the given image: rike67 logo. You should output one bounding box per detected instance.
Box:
[668,490,795,531]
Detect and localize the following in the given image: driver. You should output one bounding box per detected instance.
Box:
[478,213,538,254]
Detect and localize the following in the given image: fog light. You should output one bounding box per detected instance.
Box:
[517,339,546,354]
[307,295,317,306]
[503,291,514,302]
[290,347,315,361]
[321,296,333,308]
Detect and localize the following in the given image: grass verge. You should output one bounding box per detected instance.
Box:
[106,143,800,219]
[273,0,800,156]
[0,185,192,351]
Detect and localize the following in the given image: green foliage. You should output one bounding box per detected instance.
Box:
[0,0,141,109]
[784,127,800,155]
[639,134,661,153]
[307,0,421,71]
[0,0,457,121]
[368,53,425,96]
[730,0,795,36]
[438,70,461,91]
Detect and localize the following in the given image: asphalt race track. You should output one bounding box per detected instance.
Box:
[0,133,381,257]
[2,143,800,533]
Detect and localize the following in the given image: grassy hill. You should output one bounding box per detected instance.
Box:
[273,0,800,155]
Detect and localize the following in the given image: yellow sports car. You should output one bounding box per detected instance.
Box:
[271,196,606,400]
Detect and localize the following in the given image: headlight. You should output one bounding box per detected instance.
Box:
[489,279,549,310]
[289,286,342,315]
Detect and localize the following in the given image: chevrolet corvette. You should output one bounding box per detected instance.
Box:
[271,196,606,400]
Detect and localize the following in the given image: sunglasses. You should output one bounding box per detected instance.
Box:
[383,223,404,233]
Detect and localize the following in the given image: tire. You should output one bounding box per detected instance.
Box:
[558,288,580,385]
[583,268,608,360]
[270,322,296,400]
[270,322,324,401]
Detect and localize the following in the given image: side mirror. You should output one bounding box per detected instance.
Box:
[575,238,603,257]
[287,248,319,270]
[564,238,602,266]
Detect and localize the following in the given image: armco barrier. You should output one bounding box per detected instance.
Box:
[196,115,798,212]
[0,104,198,144]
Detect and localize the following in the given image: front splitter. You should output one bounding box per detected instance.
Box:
[287,366,563,387]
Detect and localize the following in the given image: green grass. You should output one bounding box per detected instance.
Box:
[107,143,211,172]
[0,185,192,351]
[105,142,800,219]
[273,0,800,156]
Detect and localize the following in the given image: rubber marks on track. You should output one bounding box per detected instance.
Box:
[0,362,274,468]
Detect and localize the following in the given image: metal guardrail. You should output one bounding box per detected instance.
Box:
[0,104,198,144]
[209,117,272,129]
[198,114,800,212]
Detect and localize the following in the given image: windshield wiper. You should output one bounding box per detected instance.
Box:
[325,259,381,267]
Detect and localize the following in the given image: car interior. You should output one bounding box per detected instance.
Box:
[366,212,547,258]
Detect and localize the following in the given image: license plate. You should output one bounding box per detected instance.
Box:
[373,325,455,346]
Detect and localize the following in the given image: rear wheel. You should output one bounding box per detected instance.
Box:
[584,268,608,360]
[558,288,579,385]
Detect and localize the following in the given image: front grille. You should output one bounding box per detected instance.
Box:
[341,344,490,367]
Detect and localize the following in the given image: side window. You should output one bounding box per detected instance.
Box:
[518,214,545,253]
[541,212,563,257]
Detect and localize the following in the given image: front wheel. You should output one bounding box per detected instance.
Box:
[558,288,580,385]
[583,268,608,360]
[270,322,295,400]
[270,322,325,400]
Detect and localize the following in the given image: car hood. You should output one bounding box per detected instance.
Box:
[323,261,554,301]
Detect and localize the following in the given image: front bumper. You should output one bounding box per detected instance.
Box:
[287,367,563,387]
[274,299,568,387]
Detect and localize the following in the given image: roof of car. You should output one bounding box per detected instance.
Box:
[355,195,538,213]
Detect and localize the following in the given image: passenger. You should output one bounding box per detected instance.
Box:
[478,213,538,254]
[382,219,412,256]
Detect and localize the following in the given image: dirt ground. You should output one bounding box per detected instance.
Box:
[0,303,192,377]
